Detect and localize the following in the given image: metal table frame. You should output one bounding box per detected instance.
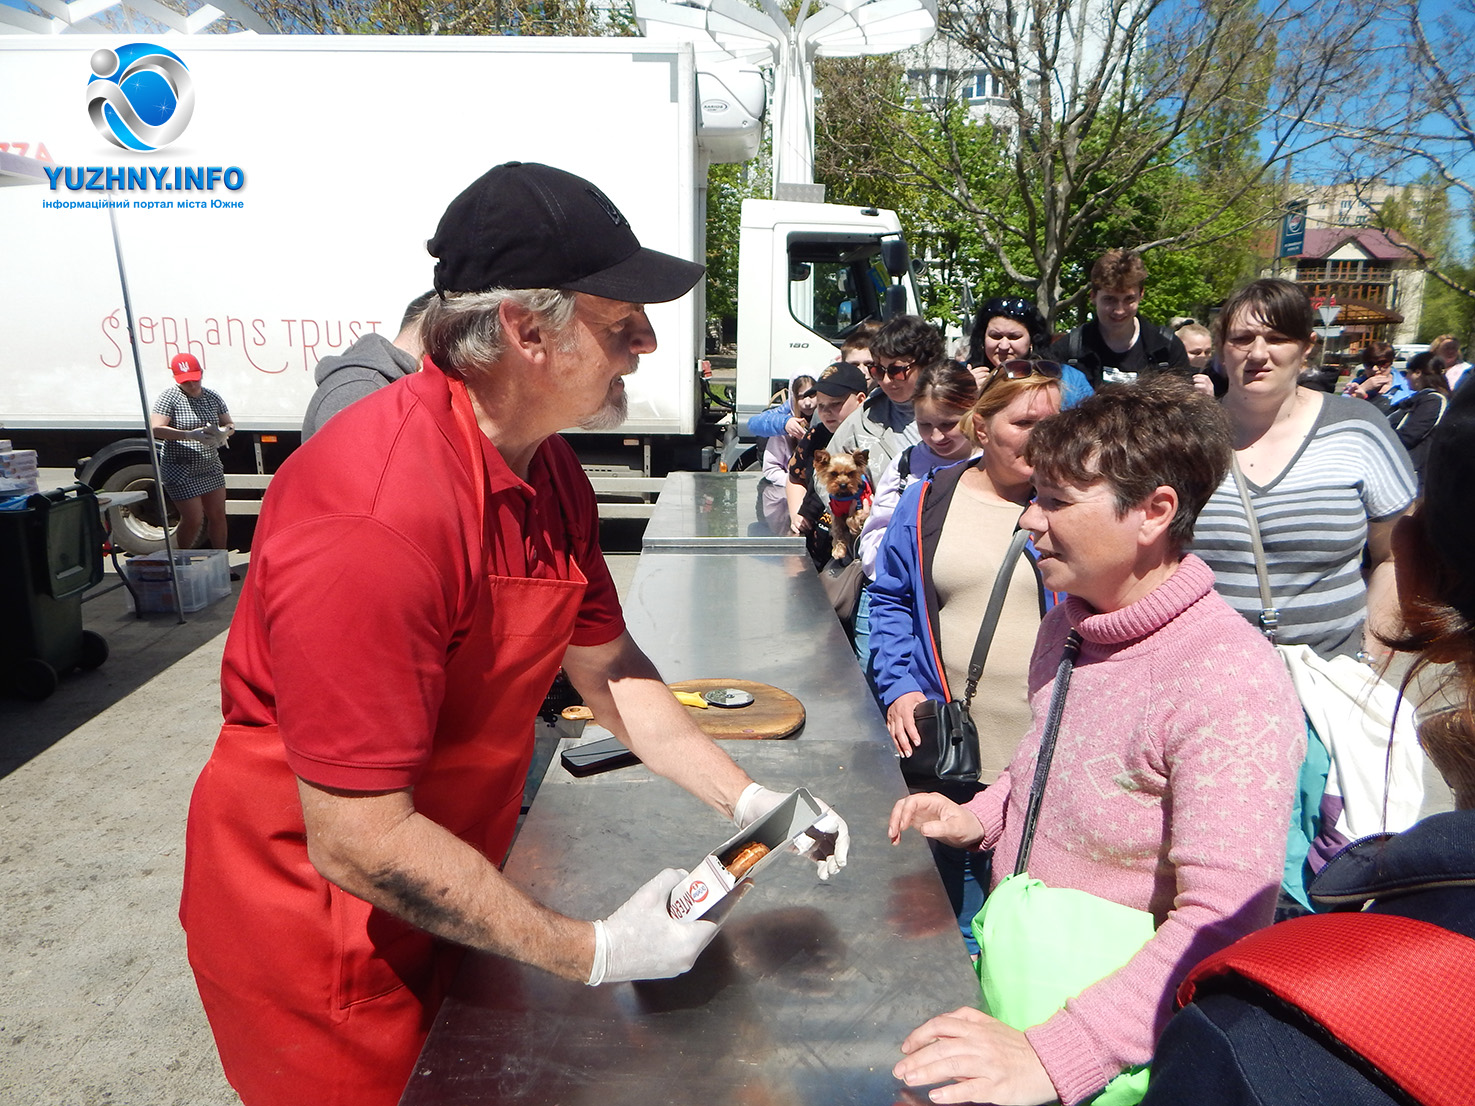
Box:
[400,481,978,1106]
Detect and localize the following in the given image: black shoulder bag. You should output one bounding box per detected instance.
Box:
[902,526,1032,785]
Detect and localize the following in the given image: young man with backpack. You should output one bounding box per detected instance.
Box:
[1049,248,1192,389]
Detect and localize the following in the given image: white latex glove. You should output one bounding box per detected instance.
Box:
[732,783,850,880]
[587,868,720,986]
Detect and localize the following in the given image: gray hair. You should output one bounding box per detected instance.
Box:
[420,287,580,376]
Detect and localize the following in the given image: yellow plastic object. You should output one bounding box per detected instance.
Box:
[673,691,710,709]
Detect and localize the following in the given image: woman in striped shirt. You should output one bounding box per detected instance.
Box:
[1191,279,1415,663]
[1190,279,1416,914]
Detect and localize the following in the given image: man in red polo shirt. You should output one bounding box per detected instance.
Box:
[180,162,849,1106]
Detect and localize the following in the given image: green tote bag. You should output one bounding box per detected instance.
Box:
[971,631,1153,1106]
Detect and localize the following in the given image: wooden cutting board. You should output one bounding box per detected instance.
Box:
[666,679,805,739]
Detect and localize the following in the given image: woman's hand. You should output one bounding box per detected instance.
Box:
[966,363,991,392]
[784,416,807,440]
[1352,372,1392,399]
[789,512,812,536]
[886,690,928,755]
[895,1007,1056,1105]
[887,792,984,849]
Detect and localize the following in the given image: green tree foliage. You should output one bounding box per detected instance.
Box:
[813,56,990,325]
[809,48,1268,333]
[1377,178,1475,344]
[1314,0,1475,332]
[705,158,770,325]
[850,0,1377,329]
[247,0,635,37]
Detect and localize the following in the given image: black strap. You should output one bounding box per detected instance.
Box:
[1143,322,1174,365]
[896,444,914,483]
[1013,629,1083,877]
[1056,328,1083,364]
[961,526,1033,709]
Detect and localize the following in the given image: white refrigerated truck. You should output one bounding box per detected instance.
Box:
[0,34,917,551]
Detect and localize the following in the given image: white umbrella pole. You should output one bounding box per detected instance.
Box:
[107,199,186,625]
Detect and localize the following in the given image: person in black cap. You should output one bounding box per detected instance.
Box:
[181,162,849,1106]
[784,361,871,562]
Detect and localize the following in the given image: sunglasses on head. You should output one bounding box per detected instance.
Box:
[982,296,1034,318]
[994,359,1064,381]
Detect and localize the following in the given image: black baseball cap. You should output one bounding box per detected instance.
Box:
[814,363,870,397]
[427,162,705,303]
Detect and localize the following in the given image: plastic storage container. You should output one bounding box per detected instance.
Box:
[0,484,108,700]
[123,549,231,614]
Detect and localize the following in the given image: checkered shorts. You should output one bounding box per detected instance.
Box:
[160,458,225,501]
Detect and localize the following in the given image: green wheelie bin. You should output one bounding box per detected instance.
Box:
[0,484,108,700]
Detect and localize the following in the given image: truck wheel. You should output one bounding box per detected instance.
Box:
[79,630,109,671]
[100,464,179,556]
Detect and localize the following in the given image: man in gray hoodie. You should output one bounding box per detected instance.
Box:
[300,290,434,440]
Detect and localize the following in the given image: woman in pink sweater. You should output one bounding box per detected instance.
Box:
[889,378,1305,1105]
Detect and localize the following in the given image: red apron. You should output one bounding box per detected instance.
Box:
[181,379,587,1106]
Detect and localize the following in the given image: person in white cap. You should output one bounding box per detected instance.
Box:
[179,162,848,1106]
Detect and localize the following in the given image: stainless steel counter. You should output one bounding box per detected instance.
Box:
[400,553,978,1106]
[642,472,804,554]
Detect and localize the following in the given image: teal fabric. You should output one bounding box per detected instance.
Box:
[972,873,1155,1105]
[1281,717,1330,911]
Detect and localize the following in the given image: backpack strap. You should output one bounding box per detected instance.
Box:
[1142,322,1173,365]
[1056,327,1083,364]
[1179,911,1475,1106]
[896,444,914,483]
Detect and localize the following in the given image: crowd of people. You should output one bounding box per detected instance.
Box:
[752,248,1472,1104]
[169,163,1471,1105]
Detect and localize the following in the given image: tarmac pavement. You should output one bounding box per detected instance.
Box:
[0,496,1454,1105]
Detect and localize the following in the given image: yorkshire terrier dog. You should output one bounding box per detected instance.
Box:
[813,448,872,563]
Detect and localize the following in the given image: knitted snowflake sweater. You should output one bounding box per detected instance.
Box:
[964,554,1304,1105]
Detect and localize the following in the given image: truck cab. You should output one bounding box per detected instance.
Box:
[735,198,917,428]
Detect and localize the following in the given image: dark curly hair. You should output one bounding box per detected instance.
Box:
[870,315,945,371]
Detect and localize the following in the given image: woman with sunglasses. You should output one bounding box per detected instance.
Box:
[826,315,941,488]
[967,295,1094,408]
[868,364,1063,953]
[1343,340,1413,411]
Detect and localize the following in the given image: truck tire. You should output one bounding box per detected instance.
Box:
[100,463,180,556]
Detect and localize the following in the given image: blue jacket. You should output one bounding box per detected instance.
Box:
[747,400,792,439]
[868,457,1055,708]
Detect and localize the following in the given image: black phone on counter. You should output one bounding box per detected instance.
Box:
[560,735,641,777]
